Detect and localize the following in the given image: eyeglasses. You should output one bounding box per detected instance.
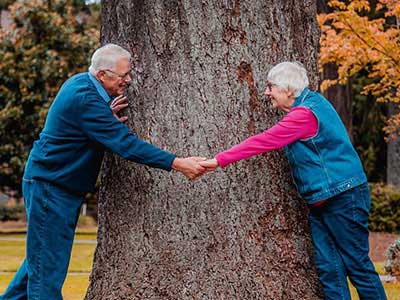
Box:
[105,69,133,80]
[266,81,276,92]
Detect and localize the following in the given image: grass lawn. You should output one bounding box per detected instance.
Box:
[350,281,400,300]
[0,231,95,300]
[0,273,90,299]
[1,231,399,300]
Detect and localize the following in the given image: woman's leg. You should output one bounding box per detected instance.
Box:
[321,183,386,300]
[309,208,351,300]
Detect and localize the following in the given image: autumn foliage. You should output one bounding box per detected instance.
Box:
[0,0,99,192]
[318,0,400,138]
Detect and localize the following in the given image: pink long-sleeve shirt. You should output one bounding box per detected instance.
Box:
[215,107,318,167]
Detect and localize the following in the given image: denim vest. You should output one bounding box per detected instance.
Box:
[284,88,367,204]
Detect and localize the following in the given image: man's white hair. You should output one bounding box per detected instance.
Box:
[88,43,131,76]
[267,61,309,97]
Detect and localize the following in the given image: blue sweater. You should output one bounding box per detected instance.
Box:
[24,73,176,195]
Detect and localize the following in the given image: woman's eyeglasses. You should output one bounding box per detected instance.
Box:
[266,81,276,92]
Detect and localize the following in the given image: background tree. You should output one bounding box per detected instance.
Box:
[86,1,322,299]
[317,0,354,137]
[0,0,99,194]
[318,0,400,186]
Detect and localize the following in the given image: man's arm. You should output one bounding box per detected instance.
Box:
[80,94,206,179]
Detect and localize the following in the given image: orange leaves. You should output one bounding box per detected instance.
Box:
[319,0,400,137]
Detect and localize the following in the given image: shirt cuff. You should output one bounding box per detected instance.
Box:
[215,153,229,168]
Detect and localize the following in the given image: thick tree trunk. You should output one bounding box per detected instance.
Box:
[86,1,322,299]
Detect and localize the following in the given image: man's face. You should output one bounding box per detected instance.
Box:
[97,58,132,97]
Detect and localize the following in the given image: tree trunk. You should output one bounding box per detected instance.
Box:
[388,103,400,189]
[321,64,353,138]
[86,1,322,299]
[317,0,353,138]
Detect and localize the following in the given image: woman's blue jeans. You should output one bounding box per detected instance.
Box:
[0,179,83,300]
[308,183,386,300]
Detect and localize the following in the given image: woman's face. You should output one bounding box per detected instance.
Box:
[264,82,294,112]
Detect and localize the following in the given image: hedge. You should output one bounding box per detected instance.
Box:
[369,183,400,233]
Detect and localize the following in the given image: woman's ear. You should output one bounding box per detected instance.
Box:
[286,89,294,98]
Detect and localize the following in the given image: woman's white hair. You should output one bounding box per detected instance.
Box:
[267,61,309,97]
[88,44,131,76]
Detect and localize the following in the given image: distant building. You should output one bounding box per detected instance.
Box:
[0,192,8,204]
[0,191,20,206]
[1,9,12,31]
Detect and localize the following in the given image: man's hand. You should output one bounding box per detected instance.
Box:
[111,95,129,122]
[172,157,207,180]
[199,158,219,171]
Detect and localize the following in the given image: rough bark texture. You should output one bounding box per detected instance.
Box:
[86,1,322,299]
[388,103,400,188]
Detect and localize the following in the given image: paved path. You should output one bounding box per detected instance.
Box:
[0,271,396,281]
[1,238,397,283]
[380,275,397,282]
[0,271,90,275]
[0,237,96,244]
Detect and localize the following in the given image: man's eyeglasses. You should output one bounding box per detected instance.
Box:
[105,69,133,80]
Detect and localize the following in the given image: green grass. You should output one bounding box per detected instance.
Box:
[0,231,96,300]
[347,262,400,300]
[0,233,96,272]
[0,273,90,299]
[1,232,399,300]
[350,282,400,300]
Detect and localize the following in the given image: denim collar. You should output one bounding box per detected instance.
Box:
[292,87,310,108]
[88,72,111,104]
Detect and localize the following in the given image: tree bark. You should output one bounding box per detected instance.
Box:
[321,64,353,138]
[86,1,322,299]
[317,0,353,138]
[388,103,400,189]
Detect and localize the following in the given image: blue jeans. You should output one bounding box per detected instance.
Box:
[0,179,83,300]
[309,183,386,300]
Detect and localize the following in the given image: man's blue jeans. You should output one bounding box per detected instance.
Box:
[0,179,83,300]
[309,183,386,300]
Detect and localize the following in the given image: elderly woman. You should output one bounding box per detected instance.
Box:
[200,62,386,300]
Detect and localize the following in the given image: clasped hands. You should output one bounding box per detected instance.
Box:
[111,96,219,180]
[172,157,219,180]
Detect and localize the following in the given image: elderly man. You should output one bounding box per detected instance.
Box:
[0,44,205,300]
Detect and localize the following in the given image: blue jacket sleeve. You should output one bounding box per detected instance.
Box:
[79,94,176,171]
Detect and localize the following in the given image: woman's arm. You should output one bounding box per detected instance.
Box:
[213,107,318,168]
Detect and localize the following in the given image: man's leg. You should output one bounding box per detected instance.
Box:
[322,183,386,300]
[0,178,35,300]
[27,180,83,300]
[1,179,83,300]
[308,209,351,300]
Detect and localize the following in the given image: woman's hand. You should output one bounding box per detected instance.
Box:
[199,158,219,171]
[172,157,207,180]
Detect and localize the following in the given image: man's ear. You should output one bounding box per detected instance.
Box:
[96,70,106,83]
